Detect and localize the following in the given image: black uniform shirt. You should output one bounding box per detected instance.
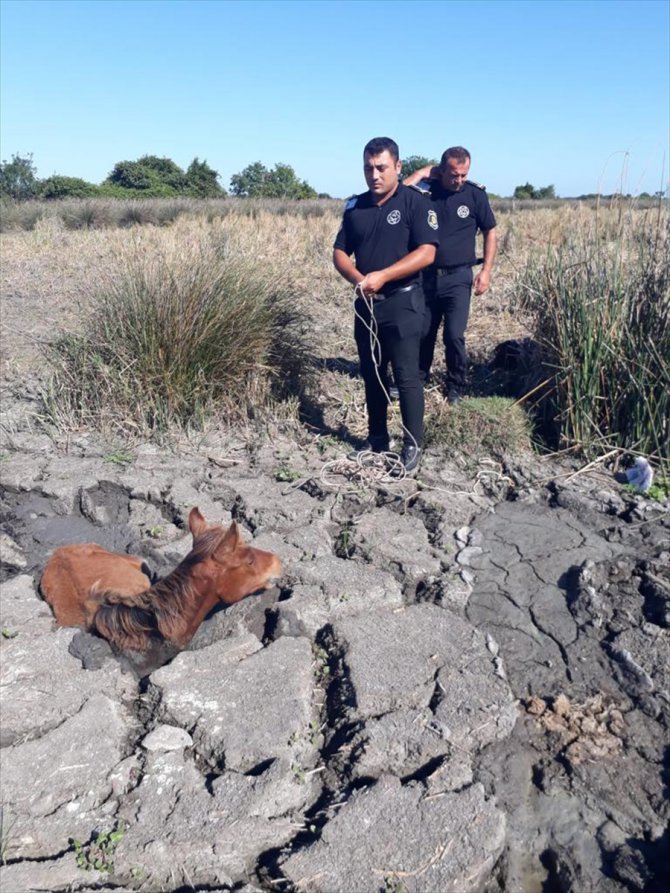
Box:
[420,179,496,268]
[334,184,439,288]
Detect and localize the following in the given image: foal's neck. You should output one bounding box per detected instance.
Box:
[155,559,220,648]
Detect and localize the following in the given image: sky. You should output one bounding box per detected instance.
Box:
[1,0,668,198]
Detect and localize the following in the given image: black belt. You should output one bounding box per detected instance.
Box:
[374,282,421,301]
[430,258,483,276]
[433,264,472,276]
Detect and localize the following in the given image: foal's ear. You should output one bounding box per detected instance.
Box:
[214,521,242,556]
[188,507,207,538]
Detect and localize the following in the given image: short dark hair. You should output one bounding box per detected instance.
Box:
[364,137,400,162]
[440,146,471,167]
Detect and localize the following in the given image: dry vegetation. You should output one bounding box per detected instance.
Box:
[1,199,667,470]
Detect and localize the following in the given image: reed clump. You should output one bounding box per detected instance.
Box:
[519,204,669,463]
[42,233,313,435]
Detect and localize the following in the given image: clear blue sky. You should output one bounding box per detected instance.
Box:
[1,0,668,197]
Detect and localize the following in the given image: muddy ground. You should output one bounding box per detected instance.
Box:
[0,414,668,893]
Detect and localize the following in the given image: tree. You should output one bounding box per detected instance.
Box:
[401,155,438,181]
[535,184,556,200]
[0,153,40,201]
[513,183,558,200]
[265,163,317,199]
[230,161,270,197]
[513,182,536,200]
[104,155,188,195]
[185,158,225,197]
[230,161,317,199]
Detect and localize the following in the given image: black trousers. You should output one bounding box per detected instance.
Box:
[420,267,473,389]
[354,286,426,448]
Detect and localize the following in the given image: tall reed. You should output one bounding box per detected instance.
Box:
[519,203,669,464]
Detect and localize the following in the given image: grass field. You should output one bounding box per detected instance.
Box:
[1,197,667,469]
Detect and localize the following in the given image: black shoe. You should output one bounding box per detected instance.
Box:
[398,444,422,476]
[347,434,389,461]
[447,388,463,405]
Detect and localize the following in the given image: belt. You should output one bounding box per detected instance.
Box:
[432,264,472,276]
[374,282,421,301]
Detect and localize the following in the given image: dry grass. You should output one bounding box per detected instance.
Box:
[1,201,666,458]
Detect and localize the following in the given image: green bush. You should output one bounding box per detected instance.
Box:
[41,176,100,199]
[43,237,314,434]
[105,155,187,195]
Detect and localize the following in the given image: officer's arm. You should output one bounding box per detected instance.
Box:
[482,228,497,272]
[360,244,436,295]
[403,165,440,186]
[333,248,364,287]
[474,228,497,296]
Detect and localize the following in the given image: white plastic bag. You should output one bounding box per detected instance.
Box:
[625,457,654,493]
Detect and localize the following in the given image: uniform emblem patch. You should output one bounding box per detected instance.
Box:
[427,209,438,230]
[387,209,401,225]
[457,205,470,219]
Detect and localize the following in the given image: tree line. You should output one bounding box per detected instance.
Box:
[4,151,661,203]
[0,153,324,201]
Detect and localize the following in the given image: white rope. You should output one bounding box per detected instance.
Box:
[350,282,419,461]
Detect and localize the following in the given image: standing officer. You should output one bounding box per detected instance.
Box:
[333,137,438,475]
[404,147,497,403]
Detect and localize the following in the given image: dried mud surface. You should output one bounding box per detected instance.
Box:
[0,420,668,893]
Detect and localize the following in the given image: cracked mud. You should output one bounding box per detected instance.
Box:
[0,436,668,893]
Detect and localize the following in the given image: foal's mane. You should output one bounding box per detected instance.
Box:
[90,527,225,649]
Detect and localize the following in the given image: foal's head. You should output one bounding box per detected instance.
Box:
[185,507,282,605]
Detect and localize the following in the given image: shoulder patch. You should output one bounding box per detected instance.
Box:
[407,182,431,196]
[344,195,358,211]
[467,180,487,191]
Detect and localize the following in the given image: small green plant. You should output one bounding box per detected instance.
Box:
[147,525,163,538]
[335,524,354,559]
[104,450,134,466]
[316,435,343,455]
[1,628,18,639]
[382,875,406,893]
[72,822,126,874]
[646,479,670,501]
[314,646,331,682]
[621,478,669,502]
[291,762,306,785]
[308,720,323,746]
[275,466,302,483]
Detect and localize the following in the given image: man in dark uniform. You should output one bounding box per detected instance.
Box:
[404,146,497,403]
[333,137,439,475]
